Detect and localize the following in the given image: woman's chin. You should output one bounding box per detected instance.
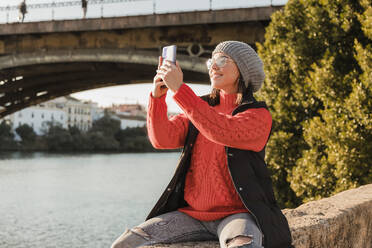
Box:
[211,80,222,89]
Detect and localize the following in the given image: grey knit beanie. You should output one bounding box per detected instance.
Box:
[212,41,265,92]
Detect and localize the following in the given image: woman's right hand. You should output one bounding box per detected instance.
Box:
[152,56,168,98]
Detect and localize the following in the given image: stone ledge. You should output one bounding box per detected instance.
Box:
[143,184,372,248]
[286,184,372,248]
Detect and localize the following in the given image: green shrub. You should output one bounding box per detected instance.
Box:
[257,0,371,207]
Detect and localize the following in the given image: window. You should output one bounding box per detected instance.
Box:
[31,113,34,118]
[41,113,44,119]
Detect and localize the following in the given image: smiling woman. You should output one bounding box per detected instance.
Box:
[111,41,294,248]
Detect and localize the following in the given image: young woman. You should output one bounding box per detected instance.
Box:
[111,41,293,248]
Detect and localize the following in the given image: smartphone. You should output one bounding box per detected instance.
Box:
[160,45,177,89]
[162,45,177,64]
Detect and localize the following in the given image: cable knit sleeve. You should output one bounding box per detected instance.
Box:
[173,84,272,152]
[147,91,189,149]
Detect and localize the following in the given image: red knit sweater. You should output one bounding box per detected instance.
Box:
[147,83,272,221]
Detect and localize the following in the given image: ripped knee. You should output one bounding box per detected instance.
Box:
[111,227,151,248]
[226,235,253,248]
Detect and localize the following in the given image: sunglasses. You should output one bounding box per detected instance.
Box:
[206,56,233,70]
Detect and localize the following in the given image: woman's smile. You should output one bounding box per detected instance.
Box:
[211,72,223,79]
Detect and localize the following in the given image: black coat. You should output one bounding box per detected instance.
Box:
[146,94,294,248]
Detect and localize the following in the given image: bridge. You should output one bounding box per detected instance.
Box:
[0,0,286,118]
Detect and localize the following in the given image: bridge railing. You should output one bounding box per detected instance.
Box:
[0,0,287,24]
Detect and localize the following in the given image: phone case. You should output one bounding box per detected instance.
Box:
[162,45,177,64]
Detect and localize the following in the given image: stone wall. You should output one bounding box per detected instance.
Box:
[143,184,372,248]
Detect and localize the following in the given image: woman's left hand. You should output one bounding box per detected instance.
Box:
[157,60,183,93]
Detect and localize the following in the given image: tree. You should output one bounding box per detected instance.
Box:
[68,126,93,151]
[43,122,73,151]
[115,126,155,152]
[87,132,119,151]
[257,0,371,207]
[88,114,121,151]
[0,121,17,150]
[90,114,121,137]
[16,124,36,143]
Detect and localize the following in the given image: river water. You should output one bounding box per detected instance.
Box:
[0,152,180,248]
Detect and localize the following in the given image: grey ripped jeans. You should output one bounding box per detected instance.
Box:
[111,211,264,248]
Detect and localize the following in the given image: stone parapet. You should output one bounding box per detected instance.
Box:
[142,184,372,248]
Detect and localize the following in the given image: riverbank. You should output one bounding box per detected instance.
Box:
[1,116,181,153]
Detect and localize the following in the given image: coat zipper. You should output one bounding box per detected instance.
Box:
[225,158,265,246]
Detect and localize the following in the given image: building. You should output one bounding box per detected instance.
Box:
[91,102,105,121]
[108,103,147,129]
[63,96,94,132]
[114,114,146,129]
[4,104,67,135]
[110,103,146,118]
[1,97,150,136]
[2,96,100,135]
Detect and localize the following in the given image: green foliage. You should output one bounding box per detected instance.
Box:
[87,114,121,151]
[0,121,18,150]
[257,0,371,206]
[16,124,37,143]
[87,131,119,151]
[0,121,14,140]
[15,123,42,150]
[44,122,74,151]
[90,113,121,137]
[68,126,94,151]
[115,126,155,152]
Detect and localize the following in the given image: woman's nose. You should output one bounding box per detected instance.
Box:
[209,67,217,75]
[210,61,219,70]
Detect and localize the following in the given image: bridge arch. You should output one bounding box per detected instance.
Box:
[0,48,209,118]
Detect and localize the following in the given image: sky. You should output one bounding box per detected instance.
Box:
[0,0,287,113]
[70,83,212,113]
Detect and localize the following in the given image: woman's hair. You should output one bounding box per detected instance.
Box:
[209,76,247,105]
